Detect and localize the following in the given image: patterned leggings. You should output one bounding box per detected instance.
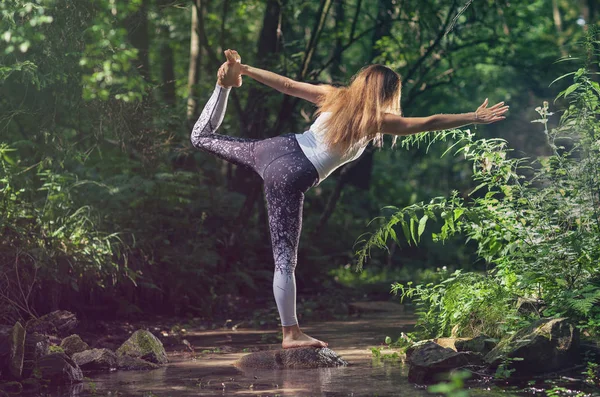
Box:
[191,84,319,326]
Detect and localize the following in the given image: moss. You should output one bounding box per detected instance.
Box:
[115,330,167,364]
[48,345,65,354]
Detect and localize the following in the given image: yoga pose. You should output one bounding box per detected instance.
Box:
[191,49,508,349]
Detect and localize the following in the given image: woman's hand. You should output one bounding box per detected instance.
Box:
[217,49,242,88]
[474,98,509,124]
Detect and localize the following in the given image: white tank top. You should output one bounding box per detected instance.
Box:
[294,112,369,185]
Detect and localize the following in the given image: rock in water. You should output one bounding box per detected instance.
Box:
[485,317,579,375]
[407,341,485,384]
[9,321,26,379]
[26,311,78,337]
[235,347,348,369]
[455,335,498,356]
[116,355,160,371]
[37,353,83,384]
[116,330,168,364]
[60,335,90,357]
[22,332,50,378]
[72,348,117,372]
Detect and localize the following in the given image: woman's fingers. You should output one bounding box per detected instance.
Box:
[489,101,506,110]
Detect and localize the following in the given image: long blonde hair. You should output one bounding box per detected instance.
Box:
[316,64,402,154]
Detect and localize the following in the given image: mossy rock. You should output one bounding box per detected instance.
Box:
[484,317,579,375]
[9,322,25,379]
[454,335,498,356]
[60,335,90,357]
[116,330,167,364]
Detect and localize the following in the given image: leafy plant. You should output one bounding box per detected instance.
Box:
[356,32,600,339]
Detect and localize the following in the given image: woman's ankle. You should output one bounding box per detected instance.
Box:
[282,324,302,339]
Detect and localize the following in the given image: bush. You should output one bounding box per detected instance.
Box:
[357,33,600,339]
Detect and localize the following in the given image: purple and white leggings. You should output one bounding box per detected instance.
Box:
[191,84,319,326]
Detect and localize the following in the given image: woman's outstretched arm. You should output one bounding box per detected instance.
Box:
[240,64,330,104]
[382,99,508,136]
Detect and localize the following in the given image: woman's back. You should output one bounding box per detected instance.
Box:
[294,112,370,185]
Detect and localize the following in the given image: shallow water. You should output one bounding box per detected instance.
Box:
[46,304,520,397]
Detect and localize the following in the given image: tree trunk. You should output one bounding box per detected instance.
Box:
[160,24,176,107]
[125,0,150,82]
[187,0,203,125]
[330,0,345,80]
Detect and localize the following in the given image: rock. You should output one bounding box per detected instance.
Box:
[485,318,579,376]
[72,348,117,372]
[22,332,50,378]
[20,378,41,393]
[116,330,168,364]
[516,297,546,316]
[434,337,468,351]
[117,355,160,371]
[407,341,485,384]
[0,381,22,394]
[455,335,498,356]
[9,321,25,379]
[37,352,83,384]
[26,311,78,337]
[0,327,10,378]
[60,335,90,357]
[235,347,348,369]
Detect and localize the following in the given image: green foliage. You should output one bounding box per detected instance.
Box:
[358,33,600,339]
[392,270,519,339]
[0,144,123,319]
[427,370,471,397]
[0,0,593,325]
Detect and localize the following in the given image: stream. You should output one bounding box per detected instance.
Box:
[46,302,520,397]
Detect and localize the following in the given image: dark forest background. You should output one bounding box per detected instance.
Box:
[1,0,597,329]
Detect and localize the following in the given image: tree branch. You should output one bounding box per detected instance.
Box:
[403,0,458,84]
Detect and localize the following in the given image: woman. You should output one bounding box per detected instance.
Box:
[191,49,508,349]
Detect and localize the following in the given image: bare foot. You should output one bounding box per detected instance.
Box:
[217,49,242,87]
[282,332,328,349]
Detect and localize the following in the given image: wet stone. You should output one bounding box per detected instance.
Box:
[60,334,90,357]
[37,352,83,384]
[407,341,485,384]
[22,332,50,378]
[72,348,117,372]
[26,310,78,337]
[235,347,348,369]
[485,317,579,375]
[116,355,160,370]
[9,321,25,379]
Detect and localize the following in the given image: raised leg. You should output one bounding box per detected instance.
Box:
[190,83,258,171]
